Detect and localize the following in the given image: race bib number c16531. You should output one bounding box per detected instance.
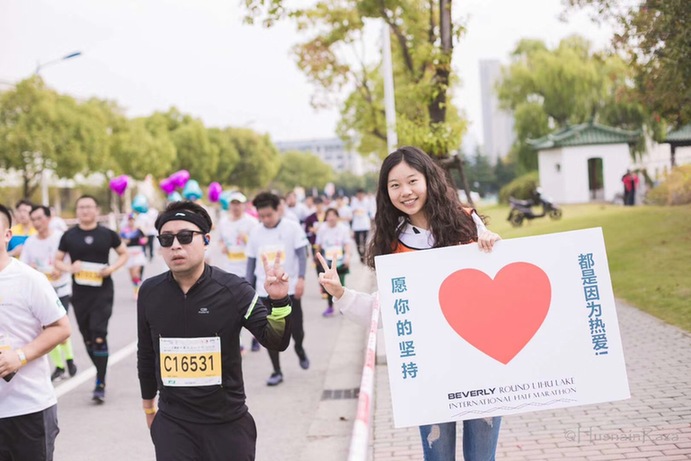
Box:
[159,337,222,387]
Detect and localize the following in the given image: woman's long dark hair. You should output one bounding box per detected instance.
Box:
[365,146,478,269]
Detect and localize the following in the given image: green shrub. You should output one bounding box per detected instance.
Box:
[498,171,540,203]
[647,165,691,205]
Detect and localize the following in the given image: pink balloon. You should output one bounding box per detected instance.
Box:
[208,182,222,203]
[109,175,129,196]
[170,170,190,188]
[159,177,176,195]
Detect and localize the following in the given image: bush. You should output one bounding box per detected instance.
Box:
[647,165,691,205]
[498,171,540,204]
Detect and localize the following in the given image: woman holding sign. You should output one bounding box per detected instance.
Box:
[317,146,502,461]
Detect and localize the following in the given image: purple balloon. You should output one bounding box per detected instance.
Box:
[159,177,176,195]
[170,170,190,188]
[109,175,129,196]
[208,182,222,203]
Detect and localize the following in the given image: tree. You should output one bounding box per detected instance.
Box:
[271,150,335,193]
[110,116,177,180]
[464,149,495,197]
[226,128,281,190]
[497,36,649,171]
[244,0,474,201]
[0,77,112,197]
[564,0,690,128]
[208,127,241,186]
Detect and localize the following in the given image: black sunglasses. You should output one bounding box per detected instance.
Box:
[157,230,206,247]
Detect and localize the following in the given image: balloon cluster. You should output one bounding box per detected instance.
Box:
[108,175,150,214]
[158,170,223,203]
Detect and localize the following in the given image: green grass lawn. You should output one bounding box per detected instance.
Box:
[478,203,691,332]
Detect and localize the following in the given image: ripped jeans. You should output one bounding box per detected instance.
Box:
[419,417,501,461]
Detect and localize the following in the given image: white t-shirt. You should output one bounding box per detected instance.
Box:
[20,231,72,298]
[350,196,372,231]
[246,219,309,297]
[0,258,66,418]
[218,213,259,277]
[316,223,351,266]
[337,204,353,224]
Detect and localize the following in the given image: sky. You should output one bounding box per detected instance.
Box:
[0,0,613,148]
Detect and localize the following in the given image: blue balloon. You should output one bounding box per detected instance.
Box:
[182,179,203,201]
[132,194,149,213]
[167,191,183,202]
[219,191,233,210]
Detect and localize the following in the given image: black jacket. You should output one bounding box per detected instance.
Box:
[137,264,291,423]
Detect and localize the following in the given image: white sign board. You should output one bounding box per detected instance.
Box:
[375,228,630,428]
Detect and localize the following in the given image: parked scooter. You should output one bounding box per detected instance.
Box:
[507,188,562,227]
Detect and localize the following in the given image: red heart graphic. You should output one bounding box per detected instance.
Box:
[438,262,551,364]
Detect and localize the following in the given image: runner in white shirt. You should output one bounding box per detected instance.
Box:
[218,192,258,277]
[245,192,310,386]
[350,189,373,263]
[315,208,352,317]
[335,195,353,227]
[0,203,71,461]
[20,205,78,381]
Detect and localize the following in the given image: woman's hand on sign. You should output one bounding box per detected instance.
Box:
[262,253,289,300]
[477,230,501,253]
[316,252,345,299]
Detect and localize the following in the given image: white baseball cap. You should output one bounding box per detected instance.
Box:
[229,192,247,203]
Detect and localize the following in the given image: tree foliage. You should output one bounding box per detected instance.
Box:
[272,150,335,193]
[226,128,281,191]
[244,0,467,160]
[0,77,113,197]
[497,36,652,171]
[564,0,690,128]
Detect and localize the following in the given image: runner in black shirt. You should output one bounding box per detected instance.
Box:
[55,195,128,403]
[137,201,292,461]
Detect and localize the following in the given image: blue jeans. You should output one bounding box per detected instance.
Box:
[419,417,501,461]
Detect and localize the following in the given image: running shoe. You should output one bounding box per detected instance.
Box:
[251,338,261,352]
[92,383,106,403]
[298,353,310,370]
[266,372,283,386]
[51,367,65,381]
[322,307,334,317]
[66,359,77,377]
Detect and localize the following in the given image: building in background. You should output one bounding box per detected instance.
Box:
[275,137,371,175]
[479,59,515,164]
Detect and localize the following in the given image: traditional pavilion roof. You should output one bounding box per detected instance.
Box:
[527,122,640,150]
[663,124,691,144]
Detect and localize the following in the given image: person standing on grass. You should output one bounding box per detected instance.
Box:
[317,146,502,461]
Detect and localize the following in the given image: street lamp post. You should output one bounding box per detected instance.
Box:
[35,51,82,75]
[35,51,82,205]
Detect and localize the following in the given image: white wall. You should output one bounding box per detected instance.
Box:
[634,142,691,184]
[539,144,631,204]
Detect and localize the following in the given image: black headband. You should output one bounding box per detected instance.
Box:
[155,210,210,234]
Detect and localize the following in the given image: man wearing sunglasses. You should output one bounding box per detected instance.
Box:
[137,201,293,461]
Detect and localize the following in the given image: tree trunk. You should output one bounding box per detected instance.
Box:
[438,155,474,206]
[429,0,453,127]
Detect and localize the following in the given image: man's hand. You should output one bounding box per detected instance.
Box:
[263,253,289,301]
[316,253,345,300]
[0,350,22,378]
